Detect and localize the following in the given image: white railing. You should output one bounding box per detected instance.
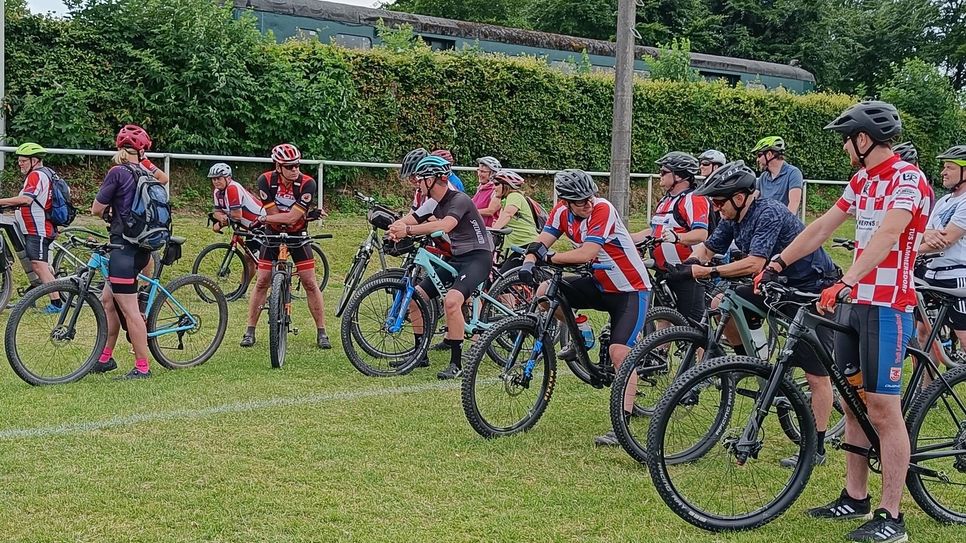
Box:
[0,146,847,218]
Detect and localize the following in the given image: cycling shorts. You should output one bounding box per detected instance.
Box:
[834,304,914,396]
[914,276,966,331]
[107,240,152,295]
[24,234,53,262]
[498,252,524,276]
[664,273,705,326]
[418,249,492,300]
[560,276,649,347]
[258,243,314,273]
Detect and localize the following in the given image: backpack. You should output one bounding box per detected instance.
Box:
[525,196,549,233]
[671,190,719,235]
[35,167,77,227]
[121,164,171,250]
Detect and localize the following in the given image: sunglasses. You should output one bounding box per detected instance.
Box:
[755,152,768,158]
[699,161,712,167]
[659,169,674,176]
[710,197,729,209]
[280,164,300,171]
[565,197,593,208]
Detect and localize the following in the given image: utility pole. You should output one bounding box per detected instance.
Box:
[1,0,6,172]
[608,0,636,220]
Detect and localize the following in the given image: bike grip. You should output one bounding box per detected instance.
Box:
[314,234,334,239]
[837,285,853,303]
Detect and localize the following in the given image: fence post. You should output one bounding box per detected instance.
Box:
[800,180,808,222]
[163,154,171,195]
[317,162,324,208]
[646,175,653,219]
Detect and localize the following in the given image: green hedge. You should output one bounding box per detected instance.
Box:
[1,0,958,202]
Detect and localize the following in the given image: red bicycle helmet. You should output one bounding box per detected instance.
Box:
[272,143,302,165]
[115,124,152,151]
[431,149,454,164]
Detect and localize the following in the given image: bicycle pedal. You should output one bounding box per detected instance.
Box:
[291,328,299,335]
[827,436,843,450]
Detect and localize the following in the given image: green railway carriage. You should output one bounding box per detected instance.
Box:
[233,0,816,93]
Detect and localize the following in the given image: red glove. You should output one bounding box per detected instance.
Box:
[753,263,781,294]
[818,280,852,314]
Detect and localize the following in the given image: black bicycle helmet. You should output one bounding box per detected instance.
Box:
[656,151,700,177]
[824,101,902,143]
[554,169,598,201]
[400,147,429,177]
[694,160,757,198]
[892,141,918,164]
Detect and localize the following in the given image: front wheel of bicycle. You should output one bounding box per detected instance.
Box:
[461,314,556,438]
[4,278,106,385]
[268,271,290,369]
[904,363,966,524]
[192,242,251,302]
[647,356,817,531]
[148,274,228,370]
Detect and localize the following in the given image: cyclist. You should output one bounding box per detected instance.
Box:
[240,144,331,350]
[891,141,918,165]
[752,136,803,215]
[698,149,727,178]
[766,101,930,542]
[916,145,966,355]
[472,156,503,227]
[88,125,157,379]
[403,148,461,209]
[519,169,650,446]
[208,162,264,284]
[387,155,494,380]
[672,160,839,468]
[0,142,61,312]
[430,149,465,191]
[631,152,709,325]
[490,169,537,273]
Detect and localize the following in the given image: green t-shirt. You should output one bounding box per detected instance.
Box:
[502,191,537,250]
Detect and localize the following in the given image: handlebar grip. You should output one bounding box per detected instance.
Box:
[313,234,333,240]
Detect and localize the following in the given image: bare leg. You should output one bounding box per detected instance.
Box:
[30,260,60,301]
[100,284,121,351]
[299,269,326,328]
[113,292,149,362]
[865,392,909,518]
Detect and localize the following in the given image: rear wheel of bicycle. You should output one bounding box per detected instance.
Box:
[0,262,12,311]
[4,279,106,385]
[192,242,251,302]
[336,249,371,318]
[340,275,435,376]
[461,315,556,438]
[904,363,966,524]
[647,356,816,531]
[777,367,846,442]
[147,274,228,370]
[610,325,712,464]
[268,272,290,369]
[291,243,330,298]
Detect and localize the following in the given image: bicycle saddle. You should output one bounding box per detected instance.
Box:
[168,236,187,247]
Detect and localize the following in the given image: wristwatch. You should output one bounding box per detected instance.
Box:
[710,266,720,279]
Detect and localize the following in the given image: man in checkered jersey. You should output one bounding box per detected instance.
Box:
[764,101,930,543]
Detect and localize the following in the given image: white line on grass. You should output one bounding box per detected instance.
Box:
[0,380,463,441]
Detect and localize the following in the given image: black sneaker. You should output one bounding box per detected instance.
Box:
[316,331,332,349]
[437,362,461,380]
[114,368,152,381]
[846,508,907,543]
[806,489,872,520]
[90,358,118,373]
[593,431,620,447]
[239,332,256,348]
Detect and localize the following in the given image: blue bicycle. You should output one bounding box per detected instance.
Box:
[4,237,228,385]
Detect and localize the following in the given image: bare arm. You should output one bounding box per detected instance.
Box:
[631,228,653,244]
[547,241,601,265]
[787,187,802,215]
[261,206,305,227]
[0,196,33,207]
[693,255,766,279]
[492,204,519,229]
[479,194,502,217]
[676,228,708,246]
[91,200,109,218]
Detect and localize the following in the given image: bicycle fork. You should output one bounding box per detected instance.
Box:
[386,277,415,333]
[52,273,96,342]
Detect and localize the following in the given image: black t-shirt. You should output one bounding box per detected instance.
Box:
[256,171,317,233]
[413,190,494,255]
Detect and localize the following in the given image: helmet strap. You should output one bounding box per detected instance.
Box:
[848,135,881,168]
[730,190,754,217]
[953,166,966,192]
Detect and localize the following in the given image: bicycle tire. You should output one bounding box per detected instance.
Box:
[4,278,106,385]
[268,271,289,369]
[340,275,435,376]
[904,363,966,524]
[643,305,689,335]
[336,249,371,318]
[647,356,817,531]
[0,262,12,311]
[192,242,251,302]
[147,274,229,370]
[348,268,440,349]
[610,325,710,464]
[291,243,330,298]
[461,314,556,438]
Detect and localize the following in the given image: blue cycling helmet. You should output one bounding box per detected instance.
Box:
[413,155,452,178]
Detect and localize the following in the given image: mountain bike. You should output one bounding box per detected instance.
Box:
[336,191,397,317]
[4,237,229,385]
[645,279,966,531]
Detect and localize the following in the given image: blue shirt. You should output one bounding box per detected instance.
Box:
[706,197,837,291]
[448,172,465,192]
[757,162,803,206]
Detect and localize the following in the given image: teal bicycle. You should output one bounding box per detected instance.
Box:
[340,231,521,377]
[4,237,228,385]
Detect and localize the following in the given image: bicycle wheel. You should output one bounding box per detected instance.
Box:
[4,279,106,385]
[0,262,12,311]
[461,315,556,438]
[147,274,229,370]
[647,356,817,531]
[610,325,712,464]
[643,305,689,334]
[904,363,966,524]
[292,244,330,298]
[268,271,290,369]
[336,249,371,318]
[482,269,534,320]
[192,242,251,302]
[777,367,846,442]
[341,275,434,376]
[51,239,94,278]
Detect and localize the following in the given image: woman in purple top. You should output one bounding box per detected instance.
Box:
[89,124,156,380]
[473,156,503,227]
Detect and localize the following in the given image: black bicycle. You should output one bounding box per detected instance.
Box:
[645,279,966,531]
[335,192,397,317]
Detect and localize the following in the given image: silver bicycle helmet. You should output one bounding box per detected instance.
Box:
[554,169,598,201]
[207,163,233,178]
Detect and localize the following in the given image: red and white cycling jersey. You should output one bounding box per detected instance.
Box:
[835,154,931,312]
[213,180,265,229]
[17,169,54,238]
[650,190,710,270]
[544,197,650,293]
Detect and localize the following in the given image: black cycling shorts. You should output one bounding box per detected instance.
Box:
[665,273,705,325]
[914,276,966,331]
[834,303,914,395]
[559,276,649,348]
[258,243,314,273]
[732,284,831,377]
[108,241,152,295]
[24,234,53,262]
[418,249,493,300]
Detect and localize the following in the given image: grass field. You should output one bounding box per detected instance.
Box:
[0,213,962,542]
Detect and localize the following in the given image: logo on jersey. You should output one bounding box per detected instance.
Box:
[301,193,312,203]
[902,172,919,183]
[889,367,902,382]
[894,186,919,200]
[259,190,269,200]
